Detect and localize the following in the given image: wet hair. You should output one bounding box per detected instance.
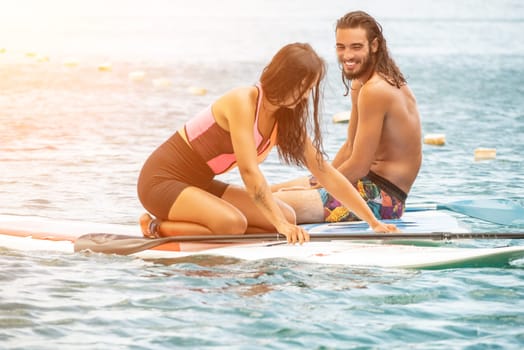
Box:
[336,11,406,94]
[260,42,326,167]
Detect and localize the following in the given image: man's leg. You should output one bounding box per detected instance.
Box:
[270,175,312,192]
[273,188,325,224]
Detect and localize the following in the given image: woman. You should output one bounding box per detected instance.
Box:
[137,43,398,244]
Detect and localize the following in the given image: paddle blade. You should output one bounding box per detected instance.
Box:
[74,233,173,255]
[437,199,524,226]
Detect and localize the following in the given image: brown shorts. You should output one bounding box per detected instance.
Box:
[137,132,228,220]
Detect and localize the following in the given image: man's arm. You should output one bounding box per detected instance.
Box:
[336,82,388,183]
[332,80,360,169]
[332,108,357,168]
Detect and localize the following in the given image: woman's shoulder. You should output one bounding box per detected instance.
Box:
[222,85,258,100]
[215,86,258,114]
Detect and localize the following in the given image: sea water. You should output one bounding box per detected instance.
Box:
[1,0,524,348]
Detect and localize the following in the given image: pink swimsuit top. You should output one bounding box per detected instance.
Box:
[184,84,278,175]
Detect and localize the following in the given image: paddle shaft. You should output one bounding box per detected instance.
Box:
[406,204,439,212]
[74,231,524,255]
[82,231,524,244]
[161,232,524,242]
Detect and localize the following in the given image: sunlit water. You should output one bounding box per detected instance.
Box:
[1,1,524,349]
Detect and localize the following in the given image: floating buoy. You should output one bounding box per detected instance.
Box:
[98,63,112,72]
[332,111,350,123]
[25,52,37,58]
[188,87,208,96]
[423,133,446,146]
[0,48,6,54]
[474,148,496,161]
[128,71,146,82]
[152,78,173,89]
[63,59,79,67]
[36,55,49,62]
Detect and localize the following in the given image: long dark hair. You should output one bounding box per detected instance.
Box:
[336,11,406,94]
[260,43,326,167]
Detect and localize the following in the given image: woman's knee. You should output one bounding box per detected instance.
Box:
[209,210,248,234]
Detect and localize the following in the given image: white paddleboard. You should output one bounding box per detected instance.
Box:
[138,241,524,270]
[0,212,522,269]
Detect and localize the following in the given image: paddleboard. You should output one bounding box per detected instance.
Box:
[0,212,523,269]
[142,241,524,270]
[332,111,350,123]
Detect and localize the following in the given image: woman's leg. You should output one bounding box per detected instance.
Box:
[141,186,248,237]
[221,184,296,233]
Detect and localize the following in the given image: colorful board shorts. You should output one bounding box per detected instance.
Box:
[314,171,407,223]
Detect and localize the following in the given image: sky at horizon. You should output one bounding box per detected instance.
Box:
[1,1,523,63]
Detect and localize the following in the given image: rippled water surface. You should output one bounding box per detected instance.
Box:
[1,1,524,349]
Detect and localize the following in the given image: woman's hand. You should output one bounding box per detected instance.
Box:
[371,221,400,233]
[277,222,310,244]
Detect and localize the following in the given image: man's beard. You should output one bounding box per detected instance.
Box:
[342,50,374,81]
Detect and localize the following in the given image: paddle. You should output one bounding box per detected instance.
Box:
[406,199,524,226]
[74,231,524,256]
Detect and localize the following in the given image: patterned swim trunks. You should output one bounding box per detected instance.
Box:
[317,171,407,222]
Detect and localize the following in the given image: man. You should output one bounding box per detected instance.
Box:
[273,11,422,223]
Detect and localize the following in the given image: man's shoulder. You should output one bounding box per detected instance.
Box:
[370,74,404,89]
[360,76,397,101]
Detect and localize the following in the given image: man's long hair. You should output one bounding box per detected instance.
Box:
[336,11,406,95]
[260,42,325,167]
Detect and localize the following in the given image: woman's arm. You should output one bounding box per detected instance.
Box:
[304,138,398,233]
[218,89,309,243]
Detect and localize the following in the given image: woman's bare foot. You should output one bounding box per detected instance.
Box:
[139,213,160,239]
